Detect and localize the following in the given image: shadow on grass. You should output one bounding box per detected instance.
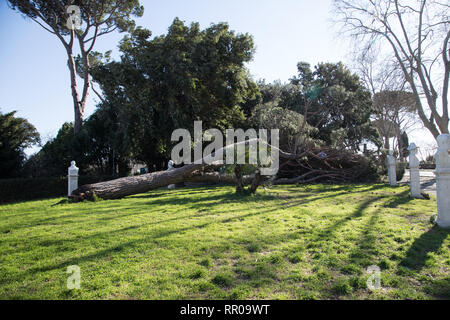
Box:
[424,276,450,299]
[310,192,387,243]
[400,225,449,270]
[50,199,71,207]
[294,188,415,270]
[383,189,416,208]
[3,186,364,282]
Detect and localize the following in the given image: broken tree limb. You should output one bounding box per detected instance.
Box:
[72,138,292,201]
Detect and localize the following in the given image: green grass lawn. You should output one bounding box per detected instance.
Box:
[0,184,449,300]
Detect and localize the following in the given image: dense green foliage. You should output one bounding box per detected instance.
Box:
[288,62,381,150]
[245,67,383,183]
[399,131,410,160]
[0,111,40,178]
[245,63,381,152]
[8,19,382,182]
[0,185,448,299]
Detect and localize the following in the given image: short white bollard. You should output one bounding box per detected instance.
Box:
[435,134,450,228]
[408,143,422,198]
[387,150,397,186]
[68,161,79,196]
[167,160,176,190]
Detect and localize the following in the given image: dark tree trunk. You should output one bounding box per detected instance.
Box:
[67,51,84,134]
[234,165,244,193]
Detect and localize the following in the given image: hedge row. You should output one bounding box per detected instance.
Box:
[0,176,115,203]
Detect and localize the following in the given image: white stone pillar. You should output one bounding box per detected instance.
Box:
[68,161,79,196]
[407,143,422,198]
[387,150,397,186]
[167,160,176,190]
[435,134,450,228]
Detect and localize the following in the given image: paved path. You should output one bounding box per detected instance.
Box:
[400,169,436,195]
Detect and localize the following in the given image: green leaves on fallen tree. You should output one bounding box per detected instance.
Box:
[0,111,40,179]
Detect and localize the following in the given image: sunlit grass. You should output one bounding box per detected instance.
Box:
[0,184,448,299]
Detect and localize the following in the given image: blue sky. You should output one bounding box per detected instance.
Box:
[0,0,435,156]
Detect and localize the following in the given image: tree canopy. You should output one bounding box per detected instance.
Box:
[90,18,259,169]
[0,111,40,178]
[372,90,417,154]
[286,62,381,151]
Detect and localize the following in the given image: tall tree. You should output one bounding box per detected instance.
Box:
[372,90,417,157]
[353,47,419,157]
[249,100,317,154]
[7,0,144,133]
[91,19,258,168]
[288,62,381,151]
[0,111,40,178]
[334,0,450,138]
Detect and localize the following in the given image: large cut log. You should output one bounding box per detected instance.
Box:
[71,139,305,201]
[72,163,204,200]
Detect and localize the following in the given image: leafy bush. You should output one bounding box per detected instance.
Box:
[22,122,131,178]
[0,111,40,179]
[396,162,407,181]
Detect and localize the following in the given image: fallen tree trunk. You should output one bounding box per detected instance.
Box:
[71,139,321,201]
[71,163,204,200]
[72,139,273,201]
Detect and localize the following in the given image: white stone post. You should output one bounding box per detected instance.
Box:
[167,160,176,190]
[387,150,397,186]
[407,143,422,198]
[435,134,450,228]
[68,161,79,196]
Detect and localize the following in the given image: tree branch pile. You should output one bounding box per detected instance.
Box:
[274,147,379,184]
